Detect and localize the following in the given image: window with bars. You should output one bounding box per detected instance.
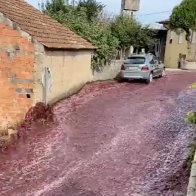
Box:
[192,31,196,44]
[169,31,174,44]
[178,32,183,44]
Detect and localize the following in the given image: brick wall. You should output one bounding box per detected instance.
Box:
[0,22,34,130]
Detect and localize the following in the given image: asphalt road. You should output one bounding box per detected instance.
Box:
[0,71,196,196]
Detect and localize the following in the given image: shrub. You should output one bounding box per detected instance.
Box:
[186,111,196,124]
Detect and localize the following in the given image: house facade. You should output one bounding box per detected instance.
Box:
[0,0,95,130]
[159,20,196,69]
[164,30,188,68]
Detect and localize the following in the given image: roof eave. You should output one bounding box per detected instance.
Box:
[44,46,97,51]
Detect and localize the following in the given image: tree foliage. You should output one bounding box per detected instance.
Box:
[170,0,196,38]
[186,111,196,124]
[45,0,118,69]
[44,0,156,69]
[111,15,155,50]
[77,0,105,21]
[111,15,139,49]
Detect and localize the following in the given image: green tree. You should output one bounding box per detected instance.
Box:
[77,0,105,21]
[134,26,156,49]
[170,0,196,40]
[111,15,155,57]
[44,0,155,68]
[45,0,66,13]
[44,0,118,70]
[111,15,139,48]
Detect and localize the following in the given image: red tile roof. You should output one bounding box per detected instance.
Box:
[0,0,95,49]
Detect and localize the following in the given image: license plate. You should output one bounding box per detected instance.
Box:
[128,67,138,71]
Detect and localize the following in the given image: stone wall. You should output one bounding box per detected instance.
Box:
[93,60,123,81]
[0,14,34,130]
[182,62,196,70]
[189,43,196,62]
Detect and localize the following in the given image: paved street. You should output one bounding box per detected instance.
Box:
[0,71,196,196]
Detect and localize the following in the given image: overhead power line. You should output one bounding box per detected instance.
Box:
[137,10,172,17]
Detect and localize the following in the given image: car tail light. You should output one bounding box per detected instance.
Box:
[121,64,125,70]
[141,66,149,71]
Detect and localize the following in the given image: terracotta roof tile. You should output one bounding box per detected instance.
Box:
[0,0,96,49]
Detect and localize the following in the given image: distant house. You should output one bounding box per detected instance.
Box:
[158,20,196,69]
[0,0,95,129]
[145,24,167,62]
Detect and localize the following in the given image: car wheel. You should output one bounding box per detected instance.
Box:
[160,69,166,78]
[146,73,153,84]
[117,77,125,83]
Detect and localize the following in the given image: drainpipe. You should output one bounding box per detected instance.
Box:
[42,67,52,105]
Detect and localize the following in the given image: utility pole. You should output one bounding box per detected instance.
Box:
[120,0,141,57]
[38,0,45,11]
[121,0,124,15]
[121,0,140,16]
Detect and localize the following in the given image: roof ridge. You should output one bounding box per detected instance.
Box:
[0,0,95,49]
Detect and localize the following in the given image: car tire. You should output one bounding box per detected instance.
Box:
[146,73,153,84]
[117,77,125,83]
[160,68,166,78]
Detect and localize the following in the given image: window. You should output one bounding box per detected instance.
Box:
[192,31,196,44]
[178,32,183,44]
[169,31,174,44]
[127,57,145,64]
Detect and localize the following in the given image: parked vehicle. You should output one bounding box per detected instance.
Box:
[119,54,166,84]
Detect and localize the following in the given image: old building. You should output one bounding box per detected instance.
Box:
[159,20,196,69]
[0,0,95,129]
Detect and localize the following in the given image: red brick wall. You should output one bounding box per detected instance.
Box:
[0,23,34,129]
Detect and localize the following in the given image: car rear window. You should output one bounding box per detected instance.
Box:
[127,57,145,64]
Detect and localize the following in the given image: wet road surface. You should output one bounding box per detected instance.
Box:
[0,71,196,196]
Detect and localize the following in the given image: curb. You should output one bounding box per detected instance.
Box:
[187,151,196,196]
[166,68,191,72]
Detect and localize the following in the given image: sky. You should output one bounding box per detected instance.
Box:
[26,0,182,24]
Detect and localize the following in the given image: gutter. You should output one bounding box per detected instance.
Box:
[187,151,196,196]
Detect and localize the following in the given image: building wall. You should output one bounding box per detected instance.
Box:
[190,45,196,62]
[0,13,93,130]
[122,0,140,11]
[93,60,123,81]
[164,30,188,68]
[0,17,34,130]
[190,31,196,61]
[34,49,93,104]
